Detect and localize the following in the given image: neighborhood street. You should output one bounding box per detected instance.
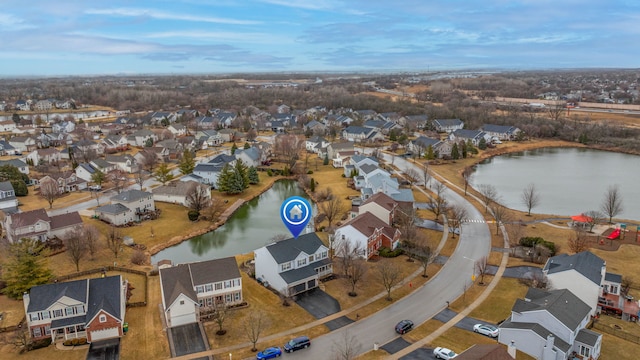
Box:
[283,155,492,358]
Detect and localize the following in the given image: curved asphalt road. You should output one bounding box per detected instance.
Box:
[285,155,492,358]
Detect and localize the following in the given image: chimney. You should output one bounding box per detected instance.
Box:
[541,335,555,360]
[23,291,30,314]
[507,341,517,359]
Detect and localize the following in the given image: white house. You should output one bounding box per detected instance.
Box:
[27,148,61,165]
[105,154,138,173]
[167,123,187,136]
[498,288,602,360]
[432,118,464,133]
[543,251,606,317]
[152,181,211,207]
[358,192,398,226]
[75,163,97,182]
[0,181,19,212]
[0,120,17,132]
[159,257,242,328]
[448,129,490,146]
[254,233,332,297]
[3,209,83,243]
[9,136,36,152]
[480,124,522,141]
[333,212,400,259]
[94,190,155,225]
[234,147,262,167]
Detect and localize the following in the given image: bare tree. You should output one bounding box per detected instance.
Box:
[422,161,431,188]
[395,206,417,246]
[320,196,348,228]
[331,330,362,360]
[186,183,211,213]
[134,168,145,190]
[547,102,565,122]
[478,184,499,212]
[490,204,510,235]
[505,222,525,255]
[108,169,127,194]
[63,227,88,272]
[274,134,303,170]
[39,177,61,209]
[461,167,473,196]
[11,326,33,352]
[335,238,360,278]
[428,182,448,221]
[519,272,549,289]
[84,224,100,259]
[242,309,269,352]
[106,225,123,259]
[404,168,421,186]
[405,232,433,278]
[447,203,468,238]
[601,184,624,224]
[139,149,158,174]
[568,228,589,254]
[475,256,489,285]
[345,258,367,297]
[211,301,229,335]
[201,197,225,223]
[621,276,633,296]
[377,262,402,301]
[521,183,541,216]
[583,210,603,233]
[91,187,103,206]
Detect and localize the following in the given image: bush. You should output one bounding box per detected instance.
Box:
[378,247,404,258]
[519,236,556,256]
[307,170,313,174]
[30,338,52,350]
[131,249,146,265]
[188,210,200,221]
[341,174,346,177]
[78,338,87,345]
[267,169,273,177]
[63,340,73,346]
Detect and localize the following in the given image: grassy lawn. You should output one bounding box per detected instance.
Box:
[593,245,640,286]
[0,295,24,328]
[18,191,91,212]
[468,278,528,323]
[600,333,640,360]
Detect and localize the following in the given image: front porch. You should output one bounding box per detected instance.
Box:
[50,315,87,342]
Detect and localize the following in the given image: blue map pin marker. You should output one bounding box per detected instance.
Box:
[280,196,312,239]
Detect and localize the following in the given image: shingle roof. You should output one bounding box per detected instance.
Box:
[412,136,440,148]
[575,328,601,347]
[344,212,391,237]
[189,256,241,286]
[160,263,198,307]
[78,163,96,174]
[86,275,123,322]
[543,251,605,286]
[280,258,331,284]
[362,192,397,211]
[513,288,591,330]
[49,212,82,230]
[96,203,130,215]
[499,319,571,352]
[343,126,371,135]
[27,279,88,312]
[0,181,15,193]
[265,232,325,264]
[434,118,463,127]
[452,129,486,139]
[111,189,151,203]
[481,124,519,134]
[10,208,49,227]
[605,272,622,283]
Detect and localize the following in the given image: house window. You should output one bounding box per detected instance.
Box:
[610,285,619,293]
[196,286,204,293]
[579,345,591,357]
[53,309,63,318]
[206,298,213,306]
[281,262,291,271]
[205,284,213,292]
[77,324,84,332]
[225,294,232,303]
[224,280,232,288]
[234,279,241,287]
[32,327,42,337]
[309,255,314,262]
[99,315,107,323]
[67,326,76,334]
[198,299,204,306]
[215,283,222,290]
[297,258,307,267]
[234,292,240,301]
[321,251,328,259]
[180,300,185,305]
[44,325,51,335]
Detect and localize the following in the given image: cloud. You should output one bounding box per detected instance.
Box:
[85,7,261,25]
[0,13,35,31]
[145,30,291,44]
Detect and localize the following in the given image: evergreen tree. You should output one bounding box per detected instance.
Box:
[323,154,329,165]
[179,149,196,175]
[389,129,398,141]
[425,145,435,160]
[478,138,487,150]
[234,159,250,189]
[144,137,154,147]
[91,169,105,186]
[12,113,21,124]
[227,169,246,194]
[243,142,251,149]
[231,143,238,155]
[461,141,467,158]
[217,163,233,192]
[154,162,174,185]
[0,164,29,196]
[466,139,478,155]
[309,177,315,192]
[248,166,260,184]
[1,238,54,299]
[451,143,460,160]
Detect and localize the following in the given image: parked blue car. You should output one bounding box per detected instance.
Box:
[256,346,282,359]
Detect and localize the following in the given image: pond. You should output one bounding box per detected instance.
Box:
[152,180,314,264]
[470,147,640,221]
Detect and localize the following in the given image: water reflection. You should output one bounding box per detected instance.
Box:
[152,180,312,264]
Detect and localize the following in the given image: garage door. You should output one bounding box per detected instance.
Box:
[90,327,120,342]
[171,312,197,327]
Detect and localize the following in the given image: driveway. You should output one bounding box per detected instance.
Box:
[168,323,208,357]
[86,338,120,360]
[295,288,341,319]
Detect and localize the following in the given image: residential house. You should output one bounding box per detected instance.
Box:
[90,159,117,173]
[74,139,105,157]
[305,136,330,156]
[134,147,169,163]
[0,140,18,156]
[196,129,223,147]
[51,120,76,134]
[358,192,398,226]
[27,148,61,165]
[75,163,97,182]
[155,139,183,160]
[304,120,326,134]
[354,109,377,120]
[498,288,602,360]
[377,112,401,123]
[325,114,354,127]
[94,190,154,226]
[399,114,429,128]
[9,136,36,152]
[105,155,138,173]
[432,118,464,133]
[15,99,31,111]
[332,150,358,168]
[269,120,287,133]
[218,129,236,142]
[195,116,219,129]
[0,120,17,132]
[543,251,606,317]
[0,158,29,175]
[34,100,53,111]
[254,233,332,297]
[234,147,262,167]
[176,108,199,119]
[448,129,490,146]
[4,209,83,243]
[408,136,451,158]
[168,123,187,137]
[480,124,522,142]
[192,163,225,187]
[277,104,291,113]
[39,172,87,192]
[153,180,211,207]
[128,129,158,147]
[159,257,242,328]
[342,126,375,142]
[334,212,401,259]
[102,135,129,153]
[0,181,19,213]
[215,111,236,127]
[23,275,127,343]
[455,344,515,360]
[146,111,177,125]
[327,142,355,161]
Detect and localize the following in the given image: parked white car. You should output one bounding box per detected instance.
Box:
[433,347,457,359]
[473,323,499,338]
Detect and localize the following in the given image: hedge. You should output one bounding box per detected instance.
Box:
[378,247,404,258]
[519,236,556,256]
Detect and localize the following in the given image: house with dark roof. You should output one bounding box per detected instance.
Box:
[0,158,29,174]
[408,135,452,158]
[498,288,602,360]
[3,209,83,243]
[105,154,138,173]
[400,114,429,128]
[9,136,36,152]
[94,190,155,225]
[159,257,242,328]
[234,147,262,167]
[38,171,87,193]
[75,162,96,182]
[90,158,117,173]
[333,212,401,259]
[342,126,377,142]
[0,181,18,212]
[101,134,129,153]
[480,124,522,141]
[358,192,398,226]
[196,129,223,147]
[448,129,490,146]
[304,120,326,134]
[455,344,515,360]
[254,233,332,297]
[23,275,127,343]
[354,109,377,120]
[432,118,464,133]
[305,136,330,157]
[153,180,211,207]
[0,140,19,156]
[543,251,606,317]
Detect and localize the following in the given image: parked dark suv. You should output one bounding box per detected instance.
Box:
[284,336,310,353]
[395,319,414,334]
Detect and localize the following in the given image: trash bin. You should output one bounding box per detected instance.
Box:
[123,322,129,334]
[373,342,379,351]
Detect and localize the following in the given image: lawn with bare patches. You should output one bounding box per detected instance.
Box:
[468,278,528,323]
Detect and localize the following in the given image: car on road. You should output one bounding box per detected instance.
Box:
[433,347,457,359]
[284,336,310,353]
[88,185,102,191]
[395,319,414,334]
[256,346,282,359]
[473,323,499,338]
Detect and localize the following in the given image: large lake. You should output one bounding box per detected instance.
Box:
[470,147,640,221]
[152,180,313,264]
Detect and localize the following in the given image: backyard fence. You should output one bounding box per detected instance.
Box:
[591,322,640,345]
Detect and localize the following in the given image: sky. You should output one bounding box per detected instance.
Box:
[1,0,639,76]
